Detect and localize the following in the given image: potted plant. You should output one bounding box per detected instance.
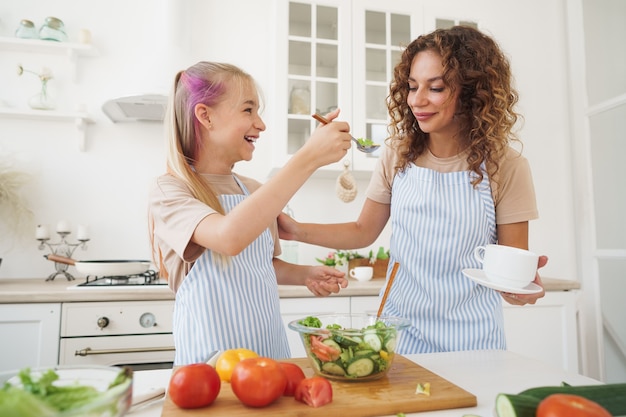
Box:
[347,246,390,279]
[0,155,33,247]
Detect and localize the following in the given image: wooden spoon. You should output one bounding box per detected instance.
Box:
[312,113,380,153]
[377,261,399,317]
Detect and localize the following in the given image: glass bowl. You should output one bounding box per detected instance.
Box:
[0,365,133,417]
[288,313,410,382]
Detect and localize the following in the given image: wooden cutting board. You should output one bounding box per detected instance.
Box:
[160,355,476,417]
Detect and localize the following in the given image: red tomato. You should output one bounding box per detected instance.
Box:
[294,376,333,408]
[278,362,306,396]
[168,363,221,409]
[537,394,612,417]
[310,335,340,362]
[231,357,287,407]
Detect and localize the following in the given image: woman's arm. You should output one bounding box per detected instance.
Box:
[278,198,391,250]
[497,221,547,304]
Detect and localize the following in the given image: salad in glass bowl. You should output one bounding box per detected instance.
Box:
[288,313,410,382]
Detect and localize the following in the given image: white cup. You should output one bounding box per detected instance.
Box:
[349,266,373,282]
[473,244,538,288]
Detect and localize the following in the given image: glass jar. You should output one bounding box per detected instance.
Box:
[39,16,68,42]
[15,19,38,39]
[289,86,310,115]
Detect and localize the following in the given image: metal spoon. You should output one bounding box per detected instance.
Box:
[312,114,380,153]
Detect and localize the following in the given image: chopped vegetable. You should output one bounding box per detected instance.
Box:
[495,382,626,417]
[298,316,398,380]
[0,367,132,417]
[356,137,377,147]
[415,382,431,396]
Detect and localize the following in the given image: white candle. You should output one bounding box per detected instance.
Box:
[56,220,71,233]
[36,224,50,240]
[77,224,89,240]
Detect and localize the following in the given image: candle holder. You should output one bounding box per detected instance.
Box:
[38,232,89,281]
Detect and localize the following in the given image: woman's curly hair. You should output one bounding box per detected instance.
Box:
[387,25,521,186]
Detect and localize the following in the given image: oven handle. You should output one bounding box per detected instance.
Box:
[75,346,175,356]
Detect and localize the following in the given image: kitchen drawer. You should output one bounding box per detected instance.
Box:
[61,300,174,337]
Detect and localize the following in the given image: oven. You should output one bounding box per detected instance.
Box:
[62,273,175,371]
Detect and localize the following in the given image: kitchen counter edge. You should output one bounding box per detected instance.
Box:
[0,277,580,304]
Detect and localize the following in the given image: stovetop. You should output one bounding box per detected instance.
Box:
[73,270,167,287]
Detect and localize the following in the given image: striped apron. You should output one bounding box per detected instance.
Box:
[172,176,290,365]
[381,163,505,353]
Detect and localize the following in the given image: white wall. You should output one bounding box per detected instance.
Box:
[0,0,575,284]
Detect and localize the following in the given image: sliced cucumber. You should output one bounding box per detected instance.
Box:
[354,349,374,357]
[495,393,540,417]
[384,335,397,352]
[322,338,341,351]
[322,361,346,376]
[363,331,383,351]
[346,357,375,377]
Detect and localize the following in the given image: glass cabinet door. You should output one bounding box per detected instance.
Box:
[287,2,341,156]
[351,3,416,169]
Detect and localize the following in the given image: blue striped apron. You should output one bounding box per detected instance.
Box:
[172,176,290,365]
[381,163,505,353]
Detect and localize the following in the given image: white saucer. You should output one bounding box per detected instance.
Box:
[462,268,543,294]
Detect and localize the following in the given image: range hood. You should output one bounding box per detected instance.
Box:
[102,94,168,123]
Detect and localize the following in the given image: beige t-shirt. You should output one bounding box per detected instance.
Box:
[149,173,281,292]
[366,144,538,225]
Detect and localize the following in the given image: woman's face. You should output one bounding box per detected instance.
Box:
[205,78,266,168]
[406,50,460,140]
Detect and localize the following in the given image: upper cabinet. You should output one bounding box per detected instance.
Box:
[273,0,423,173]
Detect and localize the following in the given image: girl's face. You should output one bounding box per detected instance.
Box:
[204,78,266,170]
[406,50,460,140]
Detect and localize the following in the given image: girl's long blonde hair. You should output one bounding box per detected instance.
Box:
[150,62,255,276]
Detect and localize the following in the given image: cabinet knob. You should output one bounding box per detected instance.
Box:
[97,316,109,329]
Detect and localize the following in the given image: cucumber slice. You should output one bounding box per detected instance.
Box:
[322,338,341,351]
[363,331,382,351]
[354,349,374,357]
[346,357,375,377]
[384,335,397,352]
[322,361,346,376]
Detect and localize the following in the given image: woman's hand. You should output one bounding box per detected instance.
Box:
[501,255,548,305]
[304,266,349,297]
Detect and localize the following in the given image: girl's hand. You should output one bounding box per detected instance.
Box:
[299,108,352,167]
[277,212,299,241]
[304,266,349,297]
[501,255,548,305]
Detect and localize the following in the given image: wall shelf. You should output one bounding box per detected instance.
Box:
[0,36,97,58]
[0,108,94,151]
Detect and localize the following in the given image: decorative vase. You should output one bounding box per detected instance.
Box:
[28,79,55,110]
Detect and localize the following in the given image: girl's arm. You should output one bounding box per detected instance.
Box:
[192,110,351,256]
[272,258,348,296]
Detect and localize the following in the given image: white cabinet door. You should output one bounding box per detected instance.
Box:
[280,296,350,358]
[0,303,61,380]
[503,291,580,373]
[350,295,380,315]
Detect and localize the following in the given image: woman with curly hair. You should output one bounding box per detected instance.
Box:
[278,26,547,353]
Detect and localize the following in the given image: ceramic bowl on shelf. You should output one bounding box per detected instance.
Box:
[1,365,133,417]
[288,313,410,382]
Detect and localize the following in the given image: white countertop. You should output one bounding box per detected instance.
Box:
[128,350,599,417]
[0,277,580,304]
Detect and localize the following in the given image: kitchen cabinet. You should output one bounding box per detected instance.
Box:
[0,303,61,380]
[273,0,423,174]
[0,36,96,150]
[503,290,581,373]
